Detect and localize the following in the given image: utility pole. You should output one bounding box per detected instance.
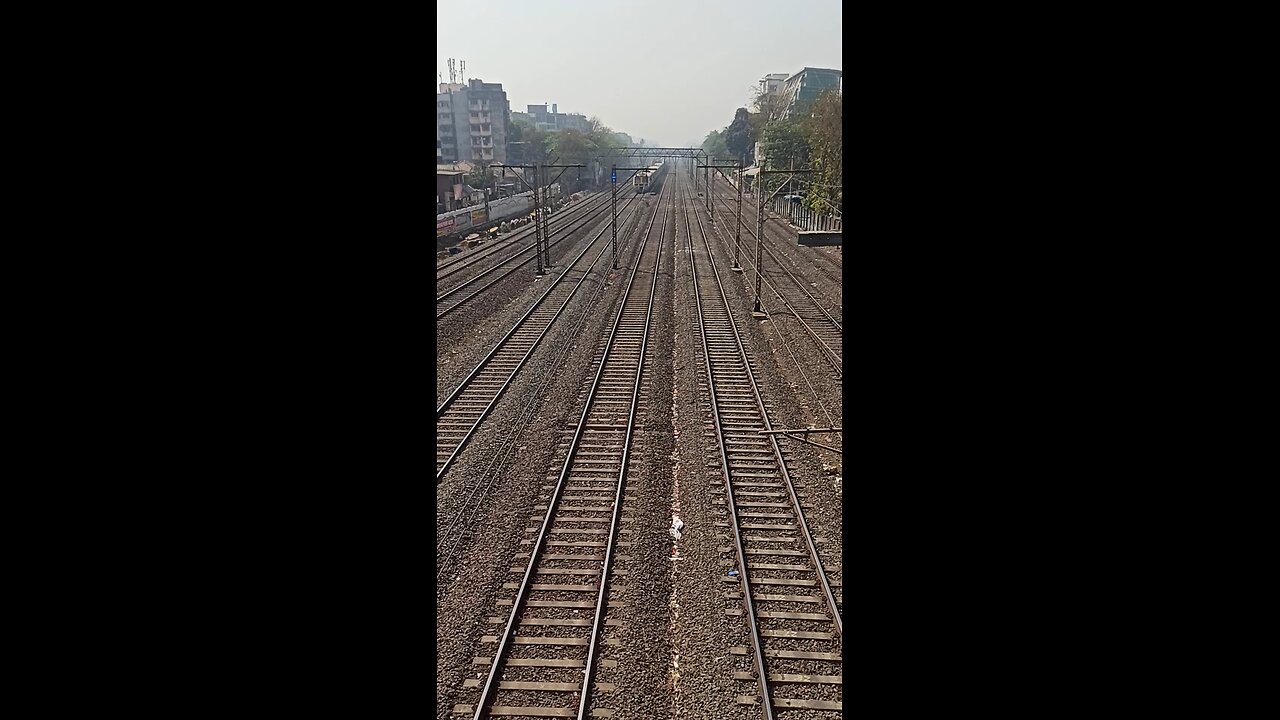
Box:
[533,164,545,275]
[735,165,744,271]
[490,162,546,275]
[698,161,745,271]
[611,164,618,269]
[609,166,651,271]
[485,167,493,220]
[752,167,816,317]
[705,156,712,220]
[534,162,586,270]
[708,156,716,226]
[754,177,765,316]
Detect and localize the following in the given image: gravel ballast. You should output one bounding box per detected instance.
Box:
[436,166,842,718]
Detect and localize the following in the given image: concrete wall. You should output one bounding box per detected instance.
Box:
[489,194,532,221]
[435,186,562,237]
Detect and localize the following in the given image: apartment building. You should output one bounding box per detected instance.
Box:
[435,79,511,165]
[779,67,842,119]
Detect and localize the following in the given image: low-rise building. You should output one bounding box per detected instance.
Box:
[759,73,789,97]
[436,167,465,214]
[517,103,588,133]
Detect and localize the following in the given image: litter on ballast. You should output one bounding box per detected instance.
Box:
[727,570,739,577]
[670,515,684,540]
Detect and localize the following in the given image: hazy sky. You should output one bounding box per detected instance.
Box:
[436,0,841,147]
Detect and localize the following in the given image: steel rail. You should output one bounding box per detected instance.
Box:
[470,176,669,720]
[576,187,665,720]
[433,229,625,584]
[436,190,608,279]
[705,175,844,438]
[705,208,842,378]
[705,183,843,378]
[683,179,777,720]
[710,176,843,330]
[438,168,649,294]
[436,191,654,480]
[436,187,644,318]
[690,179,842,643]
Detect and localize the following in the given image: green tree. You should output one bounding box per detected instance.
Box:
[701,129,730,162]
[761,119,808,171]
[547,129,608,193]
[507,117,544,165]
[799,90,841,214]
[582,117,629,190]
[724,107,753,166]
[748,88,788,160]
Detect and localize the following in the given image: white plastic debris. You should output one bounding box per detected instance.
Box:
[670,515,684,540]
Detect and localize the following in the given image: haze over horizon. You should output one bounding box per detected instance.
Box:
[436,0,842,147]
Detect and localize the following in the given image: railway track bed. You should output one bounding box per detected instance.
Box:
[450,179,671,720]
[436,163,842,720]
[686,178,843,716]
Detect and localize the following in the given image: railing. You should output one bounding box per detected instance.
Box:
[768,196,842,232]
[720,174,842,232]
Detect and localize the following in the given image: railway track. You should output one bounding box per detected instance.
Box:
[435,192,603,274]
[437,190,615,285]
[708,174,844,290]
[700,182,843,380]
[707,173,843,274]
[438,185,646,320]
[451,176,670,720]
[436,185,655,479]
[684,178,844,716]
[440,172,660,317]
[433,219,638,591]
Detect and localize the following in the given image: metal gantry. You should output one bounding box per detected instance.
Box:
[602,146,708,161]
[491,163,545,274]
[491,163,584,275]
[537,164,586,271]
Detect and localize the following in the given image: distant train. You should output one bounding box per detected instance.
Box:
[632,161,665,194]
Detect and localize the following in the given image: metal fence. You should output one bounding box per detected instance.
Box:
[726,175,842,233]
[767,196,842,233]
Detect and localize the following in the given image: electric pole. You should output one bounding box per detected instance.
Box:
[609,166,650,271]
[491,161,579,279]
[534,162,585,271]
[735,165,744,271]
[533,164,545,275]
[611,164,618,269]
[698,161,744,270]
[754,177,765,315]
[708,156,716,227]
[751,167,816,316]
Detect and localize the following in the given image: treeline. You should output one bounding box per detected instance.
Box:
[469,117,647,194]
[701,89,841,216]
